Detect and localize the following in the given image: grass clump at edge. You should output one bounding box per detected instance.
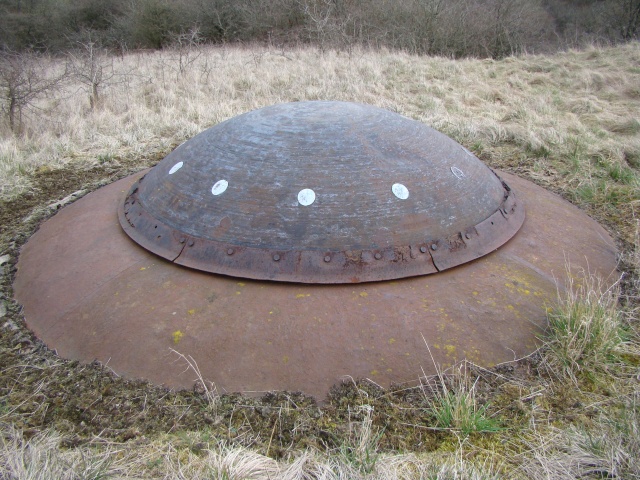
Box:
[542,270,637,386]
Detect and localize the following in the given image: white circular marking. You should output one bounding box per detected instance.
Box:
[451,167,465,179]
[211,179,229,196]
[392,183,409,200]
[169,162,183,174]
[298,188,316,206]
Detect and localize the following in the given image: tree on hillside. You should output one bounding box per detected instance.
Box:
[619,0,640,38]
[0,51,66,133]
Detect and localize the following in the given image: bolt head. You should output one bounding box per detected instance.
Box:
[431,244,438,251]
[273,254,280,261]
[374,252,382,260]
[420,246,427,253]
[324,255,331,263]
[227,248,234,255]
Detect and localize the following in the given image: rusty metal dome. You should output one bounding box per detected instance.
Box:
[119,101,524,283]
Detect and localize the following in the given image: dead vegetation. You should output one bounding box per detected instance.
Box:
[0,43,639,478]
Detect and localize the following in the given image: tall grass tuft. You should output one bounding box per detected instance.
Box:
[542,271,627,385]
[338,404,384,474]
[422,354,501,436]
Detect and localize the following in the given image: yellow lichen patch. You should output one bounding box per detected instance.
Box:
[237,282,245,287]
[295,293,310,298]
[140,267,146,271]
[505,277,535,296]
[389,338,396,344]
[472,291,479,296]
[370,369,379,375]
[235,291,241,295]
[359,291,368,298]
[172,330,184,344]
[187,309,196,315]
[444,344,456,355]
[282,355,289,364]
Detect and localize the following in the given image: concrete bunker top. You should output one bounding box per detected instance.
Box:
[119,101,524,283]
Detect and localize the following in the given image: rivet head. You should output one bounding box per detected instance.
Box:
[187,240,195,247]
[465,233,471,240]
[179,237,186,243]
[374,252,382,260]
[431,244,438,251]
[273,254,280,261]
[324,255,331,263]
[420,246,427,253]
[227,248,234,255]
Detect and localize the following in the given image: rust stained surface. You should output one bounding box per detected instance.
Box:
[14,172,617,400]
[119,101,524,283]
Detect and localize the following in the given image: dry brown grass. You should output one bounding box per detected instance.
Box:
[1,43,639,240]
[1,43,639,479]
[0,422,506,479]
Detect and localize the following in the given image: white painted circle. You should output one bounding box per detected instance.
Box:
[169,162,183,174]
[451,166,465,179]
[392,183,409,200]
[211,180,229,196]
[298,188,316,206]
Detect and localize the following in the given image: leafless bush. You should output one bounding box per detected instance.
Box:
[0,51,66,134]
[168,26,205,76]
[66,32,131,110]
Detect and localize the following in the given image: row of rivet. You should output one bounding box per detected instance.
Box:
[179,243,445,263]
[169,218,508,261]
[129,191,514,264]
[144,212,517,268]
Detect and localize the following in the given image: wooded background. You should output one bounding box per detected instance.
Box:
[1,0,639,58]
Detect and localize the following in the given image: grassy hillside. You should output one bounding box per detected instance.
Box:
[2,42,639,237]
[0,43,639,478]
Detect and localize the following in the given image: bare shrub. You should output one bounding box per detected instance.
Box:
[0,51,66,134]
[66,31,134,110]
[168,26,205,77]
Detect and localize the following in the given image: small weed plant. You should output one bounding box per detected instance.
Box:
[423,353,501,436]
